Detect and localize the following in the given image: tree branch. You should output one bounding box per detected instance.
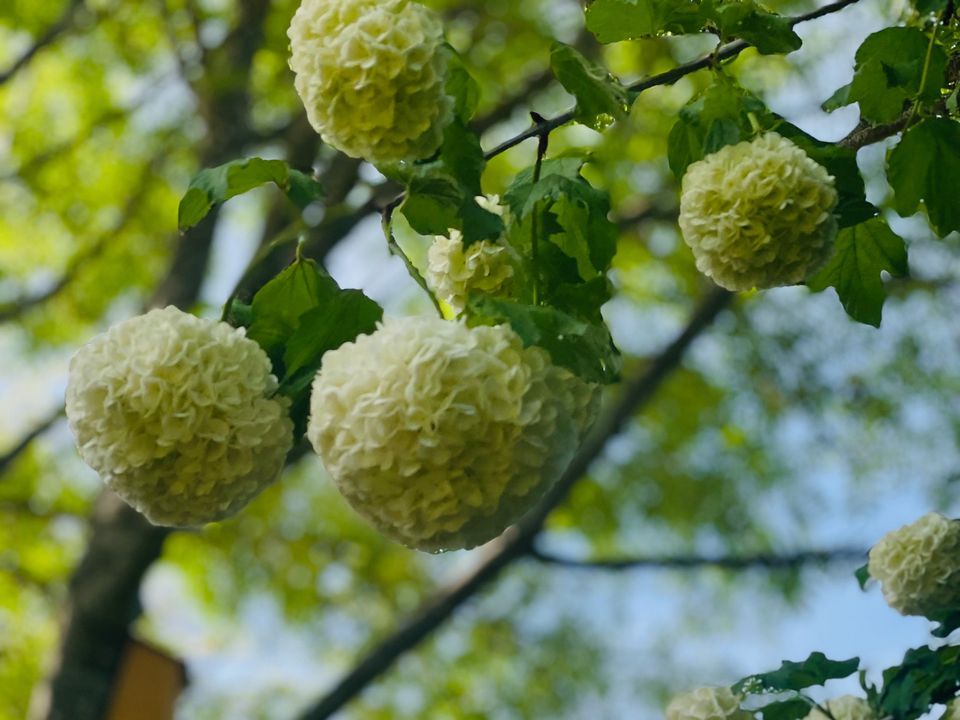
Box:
[0,408,65,478]
[0,0,86,86]
[296,287,734,720]
[483,0,863,160]
[0,157,160,324]
[528,545,866,571]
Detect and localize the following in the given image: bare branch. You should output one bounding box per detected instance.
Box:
[0,157,160,324]
[528,545,866,571]
[0,0,86,86]
[483,0,864,160]
[296,288,734,720]
[0,408,65,478]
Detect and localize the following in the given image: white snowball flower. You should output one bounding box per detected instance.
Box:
[665,687,751,720]
[426,230,514,314]
[65,307,293,526]
[868,512,960,618]
[306,316,600,551]
[678,132,838,291]
[287,0,453,164]
[805,696,877,720]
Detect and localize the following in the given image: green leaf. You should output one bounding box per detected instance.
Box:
[550,42,629,130]
[931,611,960,639]
[758,698,815,720]
[807,218,908,327]
[583,0,798,53]
[399,120,503,245]
[713,1,801,55]
[178,157,323,231]
[888,118,960,237]
[444,44,480,122]
[667,79,769,178]
[281,290,383,393]
[584,0,705,43]
[503,157,617,323]
[735,652,860,694]
[246,257,341,362]
[915,0,950,11]
[879,645,960,720]
[855,563,871,590]
[828,27,947,123]
[468,297,621,384]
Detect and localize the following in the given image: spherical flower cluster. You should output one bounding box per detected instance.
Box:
[65,307,294,526]
[678,132,838,291]
[306,316,599,551]
[426,231,515,314]
[805,696,877,720]
[867,512,960,618]
[665,687,751,720]
[287,0,453,164]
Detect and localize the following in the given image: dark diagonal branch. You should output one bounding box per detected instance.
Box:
[297,288,734,720]
[0,0,86,86]
[529,546,867,571]
[483,0,863,160]
[0,157,160,324]
[0,408,65,478]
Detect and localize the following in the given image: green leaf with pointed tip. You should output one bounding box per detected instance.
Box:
[584,0,705,43]
[550,42,629,130]
[246,258,340,362]
[879,645,960,720]
[808,218,908,327]
[826,27,947,123]
[734,652,860,694]
[468,297,621,384]
[178,157,323,231]
[887,118,960,237]
[400,120,503,245]
[713,1,801,55]
[444,44,481,122]
[281,289,383,393]
[855,563,870,590]
[758,698,815,720]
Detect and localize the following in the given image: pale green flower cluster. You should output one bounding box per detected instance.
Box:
[678,132,838,291]
[287,0,453,164]
[868,512,960,618]
[805,696,877,720]
[665,687,751,720]
[65,307,293,526]
[306,316,599,551]
[426,230,514,314]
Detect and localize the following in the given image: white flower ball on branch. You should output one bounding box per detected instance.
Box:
[805,696,877,720]
[665,687,751,720]
[678,132,838,291]
[65,306,293,526]
[868,512,960,618]
[287,0,453,164]
[306,316,600,551]
[426,230,514,315]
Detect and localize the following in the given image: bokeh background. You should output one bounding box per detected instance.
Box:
[1,0,958,717]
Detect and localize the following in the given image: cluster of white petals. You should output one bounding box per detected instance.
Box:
[287,0,453,164]
[66,307,293,526]
[306,316,599,551]
[805,696,877,720]
[678,132,838,291]
[665,687,751,720]
[426,230,514,314]
[868,512,960,617]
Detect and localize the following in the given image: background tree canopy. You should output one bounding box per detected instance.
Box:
[2,0,960,718]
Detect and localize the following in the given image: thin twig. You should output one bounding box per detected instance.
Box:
[0,0,86,86]
[0,408,65,478]
[482,0,863,161]
[528,546,866,571]
[296,288,734,720]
